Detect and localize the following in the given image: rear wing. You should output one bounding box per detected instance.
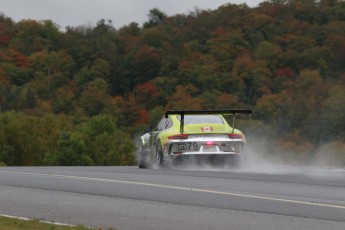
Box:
[165,109,252,134]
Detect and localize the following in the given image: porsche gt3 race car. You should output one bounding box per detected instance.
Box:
[137,109,252,168]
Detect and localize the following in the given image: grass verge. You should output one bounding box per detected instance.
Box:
[0,215,93,230]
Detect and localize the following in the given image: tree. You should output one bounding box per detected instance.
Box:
[9,20,60,55]
[105,95,149,128]
[0,13,15,48]
[78,78,109,116]
[231,54,271,103]
[52,87,75,114]
[144,8,167,28]
[134,81,162,109]
[320,85,345,142]
[166,85,206,110]
[215,93,240,109]
[1,62,32,86]
[254,41,283,69]
[271,67,296,93]
[78,115,136,165]
[131,46,162,85]
[27,50,75,99]
[1,112,74,165]
[254,90,291,134]
[55,131,93,166]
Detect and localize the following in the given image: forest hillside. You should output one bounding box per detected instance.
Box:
[0,0,344,166]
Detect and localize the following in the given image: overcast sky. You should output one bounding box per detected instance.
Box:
[1,0,262,30]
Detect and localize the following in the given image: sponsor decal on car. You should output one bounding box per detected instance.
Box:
[201,127,213,132]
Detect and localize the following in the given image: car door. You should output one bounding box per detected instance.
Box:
[149,116,168,153]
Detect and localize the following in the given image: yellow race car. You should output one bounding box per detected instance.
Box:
[137,109,252,168]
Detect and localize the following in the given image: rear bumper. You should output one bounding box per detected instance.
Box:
[171,151,239,156]
[164,138,244,156]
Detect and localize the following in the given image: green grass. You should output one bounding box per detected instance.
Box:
[0,216,93,230]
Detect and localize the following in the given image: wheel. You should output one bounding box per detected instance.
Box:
[137,144,148,169]
[155,141,164,167]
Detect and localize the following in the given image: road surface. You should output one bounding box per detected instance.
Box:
[0,166,344,229]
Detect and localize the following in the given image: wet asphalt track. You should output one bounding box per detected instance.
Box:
[0,166,345,230]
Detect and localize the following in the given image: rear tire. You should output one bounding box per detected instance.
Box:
[137,144,148,169]
[155,141,164,167]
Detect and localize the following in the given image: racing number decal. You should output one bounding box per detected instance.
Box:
[178,142,198,151]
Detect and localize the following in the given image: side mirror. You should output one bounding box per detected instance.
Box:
[144,125,152,133]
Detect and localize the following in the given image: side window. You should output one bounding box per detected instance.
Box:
[156,117,167,131]
[165,118,173,129]
[155,117,173,131]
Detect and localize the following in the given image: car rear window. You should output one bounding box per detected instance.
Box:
[177,115,224,124]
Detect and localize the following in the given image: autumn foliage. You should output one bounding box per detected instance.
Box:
[0,1,345,166]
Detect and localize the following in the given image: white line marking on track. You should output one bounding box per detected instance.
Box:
[1,170,345,210]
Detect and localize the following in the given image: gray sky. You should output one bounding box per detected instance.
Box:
[1,0,262,30]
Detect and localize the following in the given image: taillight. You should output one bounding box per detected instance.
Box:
[168,134,189,139]
[228,133,242,139]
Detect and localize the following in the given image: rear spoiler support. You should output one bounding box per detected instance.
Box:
[165,109,252,134]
